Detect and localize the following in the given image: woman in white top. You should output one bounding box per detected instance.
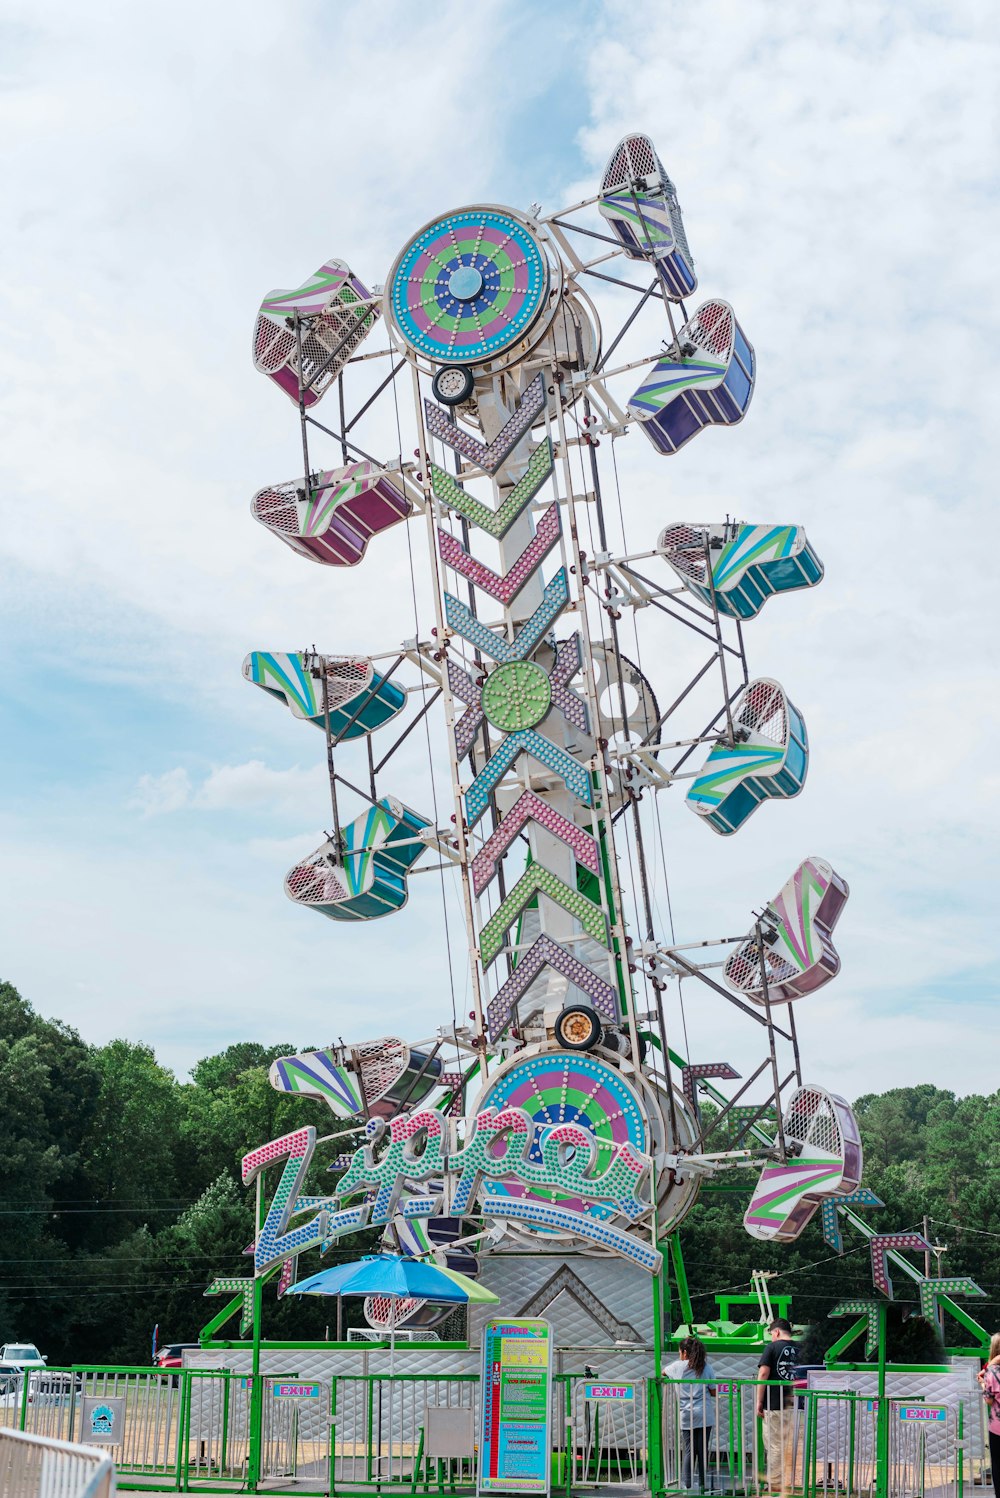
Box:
[665,1335,717,1491]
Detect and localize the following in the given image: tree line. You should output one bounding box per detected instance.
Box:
[0,980,997,1366]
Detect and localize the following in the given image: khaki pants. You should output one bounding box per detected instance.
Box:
[762,1406,795,1494]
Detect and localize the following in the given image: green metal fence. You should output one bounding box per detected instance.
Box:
[660,1374,983,1498]
[0,1363,983,1496]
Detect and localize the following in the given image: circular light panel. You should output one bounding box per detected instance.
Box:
[475,1052,648,1227]
[481,661,552,733]
[387,207,550,366]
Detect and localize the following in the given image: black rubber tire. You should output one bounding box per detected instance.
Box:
[597,1026,648,1064]
[554,1004,603,1052]
[432,365,475,405]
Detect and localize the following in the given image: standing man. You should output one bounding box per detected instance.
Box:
[756,1318,800,1496]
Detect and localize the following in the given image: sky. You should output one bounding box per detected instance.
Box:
[0,0,998,1101]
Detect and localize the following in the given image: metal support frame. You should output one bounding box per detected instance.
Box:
[239,181,968,1426]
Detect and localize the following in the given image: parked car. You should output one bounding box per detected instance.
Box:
[154,1342,199,1371]
[0,1343,46,1370]
[0,1371,75,1408]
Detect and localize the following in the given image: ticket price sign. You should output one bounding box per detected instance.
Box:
[479,1319,552,1494]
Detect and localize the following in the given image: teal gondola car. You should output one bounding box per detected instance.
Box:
[628,300,755,455]
[686,679,808,835]
[284,798,430,922]
[658,521,824,620]
[242,651,405,742]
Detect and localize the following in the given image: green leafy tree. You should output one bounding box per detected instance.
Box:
[190,1043,297,1094]
[80,1040,181,1247]
[176,1042,325,1195]
[0,982,101,1357]
[3,974,998,1366]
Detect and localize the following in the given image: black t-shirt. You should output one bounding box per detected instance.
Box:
[758,1339,800,1409]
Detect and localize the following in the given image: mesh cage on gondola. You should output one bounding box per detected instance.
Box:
[253,259,380,407]
[599,132,696,301]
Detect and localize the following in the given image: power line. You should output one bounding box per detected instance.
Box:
[930,1217,1000,1242]
[0,1254,248,1265]
[685,1230,921,1305]
[0,1198,202,1206]
[0,1207,218,1216]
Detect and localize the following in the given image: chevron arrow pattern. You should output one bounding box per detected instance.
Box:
[870,1232,931,1299]
[471,789,599,897]
[445,568,568,665]
[820,1187,884,1253]
[432,440,554,539]
[447,659,487,759]
[486,934,619,1042]
[439,502,561,601]
[829,1299,881,1358]
[204,1277,256,1336]
[466,728,593,827]
[918,1275,985,1322]
[681,1061,740,1114]
[479,865,608,966]
[425,372,546,476]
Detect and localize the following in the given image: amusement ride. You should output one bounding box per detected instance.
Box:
[203,132,987,1386]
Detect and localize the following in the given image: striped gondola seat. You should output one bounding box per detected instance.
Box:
[250,461,415,566]
[284,799,430,922]
[628,300,755,455]
[253,259,380,407]
[598,132,697,301]
[658,521,823,620]
[686,678,808,834]
[242,652,405,741]
[723,857,849,1004]
[744,1085,862,1242]
[269,1039,442,1120]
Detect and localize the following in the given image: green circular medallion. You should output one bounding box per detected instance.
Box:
[481,661,552,732]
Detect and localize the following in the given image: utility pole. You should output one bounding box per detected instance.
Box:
[923,1215,948,1341]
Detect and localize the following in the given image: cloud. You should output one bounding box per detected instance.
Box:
[194,761,326,814]
[129,760,328,818]
[129,767,193,818]
[0,1,996,1108]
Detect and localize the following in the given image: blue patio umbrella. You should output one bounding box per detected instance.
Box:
[289,1253,496,1367]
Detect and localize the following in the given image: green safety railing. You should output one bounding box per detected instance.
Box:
[2,1363,982,1497]
[657,1373,982,1498]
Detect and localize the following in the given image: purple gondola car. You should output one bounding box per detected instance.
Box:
[599,132,697,302]
[723,856,850,1005]
[628,300,755,456]
[253,259,380,408]
[250,461,415,566]
[744,1085,863,1243]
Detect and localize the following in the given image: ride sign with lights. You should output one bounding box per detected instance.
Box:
[242,1098,661,1279]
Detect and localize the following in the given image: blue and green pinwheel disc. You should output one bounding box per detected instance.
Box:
[387,207,550,366]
